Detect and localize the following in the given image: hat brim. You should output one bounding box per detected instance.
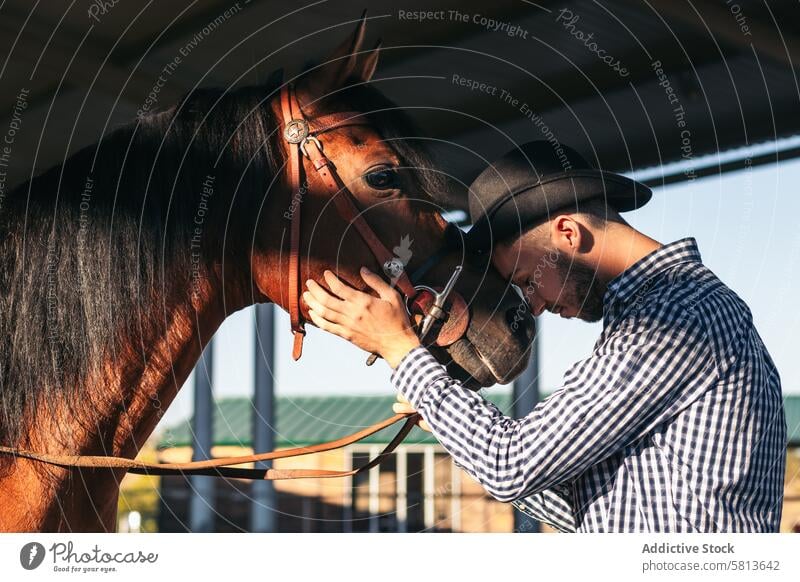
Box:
[464,170,652,254]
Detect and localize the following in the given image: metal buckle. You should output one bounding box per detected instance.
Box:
[300,136,323,158]
[415,266,463,341]
[284,119,309,144]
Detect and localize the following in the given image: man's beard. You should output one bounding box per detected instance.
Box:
[552,249,606,322]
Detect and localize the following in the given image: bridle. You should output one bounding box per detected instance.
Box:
[0,84,470,483]
[278,83,469,360]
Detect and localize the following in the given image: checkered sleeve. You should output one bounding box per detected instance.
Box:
[390,308,716,503]
[511,485,576,533]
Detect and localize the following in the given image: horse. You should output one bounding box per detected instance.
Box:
[0,17,534,532]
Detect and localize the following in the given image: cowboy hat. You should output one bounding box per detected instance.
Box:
[465,140,652,253]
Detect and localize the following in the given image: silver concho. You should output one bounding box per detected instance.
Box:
[283,119,309,144]
[383,257,405,280]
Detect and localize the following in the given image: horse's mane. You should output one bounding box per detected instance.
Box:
[0,79,284,456]
[0,74,445,457]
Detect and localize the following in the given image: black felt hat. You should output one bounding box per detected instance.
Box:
[465,141,652,253]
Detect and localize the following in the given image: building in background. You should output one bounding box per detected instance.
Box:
[783,396,800,532]
[119,393,800,532]
[153,394,516,533]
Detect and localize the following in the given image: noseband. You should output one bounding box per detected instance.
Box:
[279,84,469,360]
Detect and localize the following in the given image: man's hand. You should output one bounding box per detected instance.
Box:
[303,268,421,368]
[392,393,431,432]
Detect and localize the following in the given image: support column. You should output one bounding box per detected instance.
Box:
[368,445,380,533]
[512,334,540,533]
[343,451,354,533]
[396,449,407,533]
[450,461,462,532]
[423,447,435,531]
[189,340,214,532]
[251,304,277,532]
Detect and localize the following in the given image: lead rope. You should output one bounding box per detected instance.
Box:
[0,413,419,480]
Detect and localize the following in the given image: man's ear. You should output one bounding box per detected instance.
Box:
[296,12,381,107]
[550,215,582,253]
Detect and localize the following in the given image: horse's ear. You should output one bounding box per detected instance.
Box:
[298,11,380,103]
[357,39,381,82]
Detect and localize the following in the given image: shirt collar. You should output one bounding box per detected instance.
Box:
[603,237,702,311]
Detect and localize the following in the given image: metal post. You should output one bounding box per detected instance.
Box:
[512,335,540,533]
[423,447,435,531]
[251,304,277,532]
[450,460,461,532]
[368,445,380,533]
[396,449,407,533]
[189,340,215,532]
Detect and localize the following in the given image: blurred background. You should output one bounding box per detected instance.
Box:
[1,0,799,532]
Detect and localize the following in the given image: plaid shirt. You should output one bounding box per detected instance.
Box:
[392,238,786,532]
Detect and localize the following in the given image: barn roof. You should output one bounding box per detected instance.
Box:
[2,0,798,211]
[158,392,800,448]
[158,392,514,448]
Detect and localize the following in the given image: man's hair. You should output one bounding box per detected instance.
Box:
[499,197,628,247]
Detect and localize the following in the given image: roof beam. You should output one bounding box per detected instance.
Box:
[414,32,718,142]
[0,2,197,116]
[636,0,800,69]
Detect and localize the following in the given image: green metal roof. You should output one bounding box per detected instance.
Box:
[158,393,800,449]
[785,395,800,446]
[158,392,514,449]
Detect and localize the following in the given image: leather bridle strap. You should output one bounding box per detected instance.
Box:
[0,413,418,480]
[306,143,417,299]
[280,84,417,360]
[280,86,306,360]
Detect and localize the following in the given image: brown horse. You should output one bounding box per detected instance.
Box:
[0,18,534,531]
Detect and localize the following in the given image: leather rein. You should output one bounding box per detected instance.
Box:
[0,84,468,482]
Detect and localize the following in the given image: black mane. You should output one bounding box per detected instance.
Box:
[0,81,282,456]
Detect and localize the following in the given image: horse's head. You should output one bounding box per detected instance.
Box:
[253,17,534,387]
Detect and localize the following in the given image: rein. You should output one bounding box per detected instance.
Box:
[0,413,417,480]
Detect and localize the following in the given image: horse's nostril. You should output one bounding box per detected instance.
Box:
[506,307,535,343]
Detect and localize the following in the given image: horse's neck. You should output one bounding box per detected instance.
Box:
[0,278,241,532]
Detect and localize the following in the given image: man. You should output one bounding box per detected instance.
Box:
[304,140,786,532]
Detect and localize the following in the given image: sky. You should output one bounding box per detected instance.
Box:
[155,152,800,430]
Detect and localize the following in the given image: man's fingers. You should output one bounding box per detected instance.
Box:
[305,280,348,315]
[392,400,431,432]
[360,267,401,303]
[396,393,410,404]
[392,402,415,414]
[307,309,353,341]
[322,270,362,301]
[303,292,349,325]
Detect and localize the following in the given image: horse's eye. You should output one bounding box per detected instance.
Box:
[364,166,400,190]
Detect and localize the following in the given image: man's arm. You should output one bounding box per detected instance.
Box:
[391,312,716,502]
[303,269,717,504]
